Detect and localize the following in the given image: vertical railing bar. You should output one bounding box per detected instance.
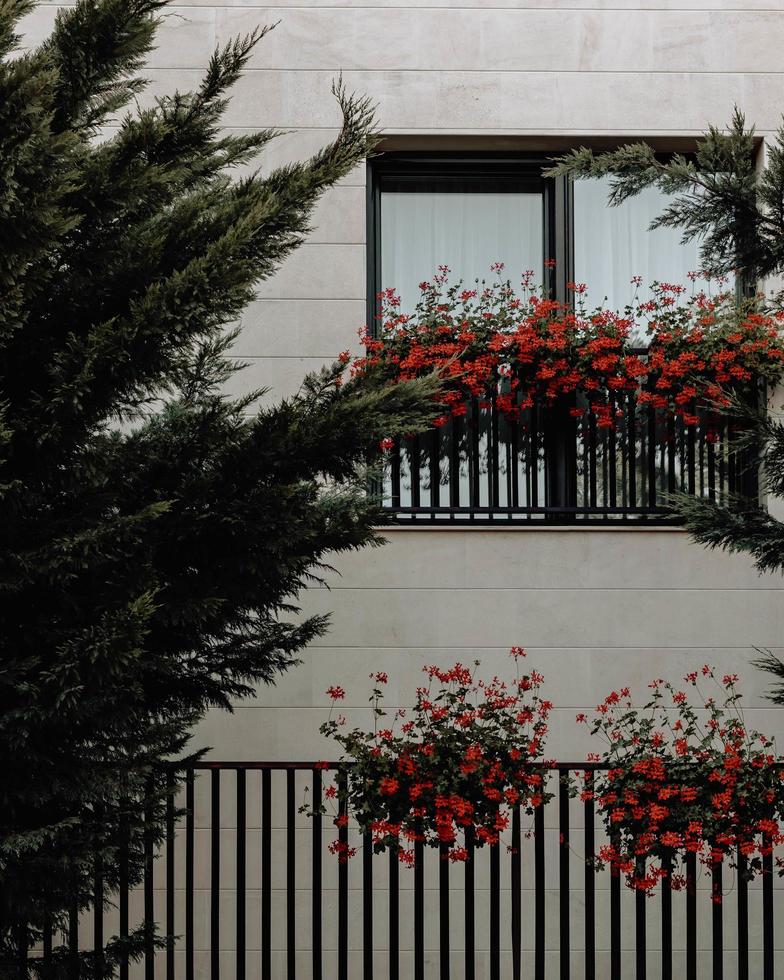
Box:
[687,412,696,495]
[439,844,450,980]
[237,769,246,980]
[414,837,424,980]
[390,441,401,510]
[430,428,440,510]
[661,849,672,980]
[166,770,175,980]
[471,400,480,510]
[763,845,774,980]
[635,857,646,980]
[608,399,617,510]
[465,828,475,980]
[512,413,520,508]
[43,913,52,968]
[707,436,716,502]
[589,412,598,508]
[648,406,657,508]
[559,775,570,980]
[261,769,271,980]
[286,769,296,980]
[119,809,129,980]
[530,405,539,511]
[338,770,349,980]
[69,895,79,980]
[490,842,500,980]
[511,808,522,980]
[144,781,154,980]
[211,768,220,980]
[737,848,748,980]
[686,851,697,980]
[535,800,545,980]
[610,833,621,980]
[449,414,460,510]
[363,830,373,980]
[389,848,399,980]
[186,770,194,980]
[410,434,421,510]
[491,396,500,511]
[312,769,323,980]
[93,850,104,979]
[628,394,637,509]
[584,771,595,980]
[712,855,723,980]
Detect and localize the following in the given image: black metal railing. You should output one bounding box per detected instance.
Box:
[53,761,781,980]
[383,387,760,525]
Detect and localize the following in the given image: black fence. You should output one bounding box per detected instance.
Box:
[54,761,782,980]
[382,390,759,526]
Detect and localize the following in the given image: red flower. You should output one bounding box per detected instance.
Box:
[326,685,345,701]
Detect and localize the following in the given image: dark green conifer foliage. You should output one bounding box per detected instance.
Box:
[0,1,436,973]
[549,111,784,697]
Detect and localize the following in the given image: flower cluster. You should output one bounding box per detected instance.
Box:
[581,667,784,895]
[350,266,784,431]
[306,650,552,864]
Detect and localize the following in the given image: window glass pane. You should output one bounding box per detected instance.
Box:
[573,177,704,311]
[380,189,543,313]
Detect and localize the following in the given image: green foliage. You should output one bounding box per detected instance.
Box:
[0,0,438,973]
[546,108,774,280]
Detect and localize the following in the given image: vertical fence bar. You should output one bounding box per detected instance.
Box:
[119,813,129,980]
[610,835,621,980]
[737,850,748,980]
[312,769,323,980]
[414,838,424,980]
[470,401,480,510]
[410,435,420,509]
[584,772,595,980]
[166,770,175,980]
[686,851,697,980]
[338,770,349,980]
[763,846,774,980]
[390,442,401,510]
[430,428,440,510]
[712,856,723,980]
[43,913,52,969]
[363,830,373,980]
[93,852,104,979]
[287,769,296,980]
[628,395,637,509]
[465,829,475,980]
[490,398,500,512]
[237,769,246,980]
[389,849,399,980]
[144,785,155,980]
[449,414,461,511]
[439,844,450,980]
[186,770,195,980]
[661,851,672,980]
[535,801,545,980]
[648,407,657,507]
[211,769,220,980]
[68,895,79,979]
[511,808,522,980]
[635,858,646,980]
[261,769,271,980]
[490,842,500,980]
[559,775,570,980]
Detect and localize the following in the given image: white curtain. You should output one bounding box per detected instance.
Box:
[380,190,544,313]
[573,177,706,313]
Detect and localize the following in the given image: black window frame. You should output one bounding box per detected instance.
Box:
[366,151,758,525]
[366,152,574,336]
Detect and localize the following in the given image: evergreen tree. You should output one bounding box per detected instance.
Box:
[0,1,437,973]
[548,110,784,696]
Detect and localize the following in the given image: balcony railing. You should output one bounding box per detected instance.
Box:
[382,386,759,526]
[49,761,781,980]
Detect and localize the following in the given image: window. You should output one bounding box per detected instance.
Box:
[367,153,756,525]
